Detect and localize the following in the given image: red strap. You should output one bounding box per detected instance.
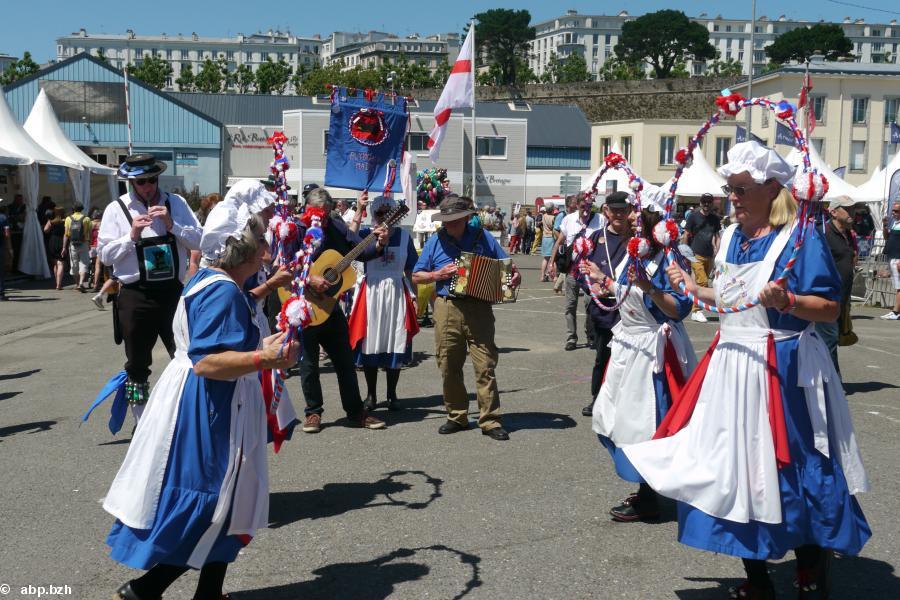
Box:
[347,280,368,350]
[404,288,421,340]
[653,331,719,439]
[662,336,687,405]
[766,332,791,468]
[260,369,287,454]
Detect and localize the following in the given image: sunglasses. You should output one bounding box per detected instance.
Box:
[722,179,774,197]
[134,176,158,185]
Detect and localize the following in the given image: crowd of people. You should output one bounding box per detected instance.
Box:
[3,139,895,598]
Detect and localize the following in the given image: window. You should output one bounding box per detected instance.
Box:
[811,138,825,156]
[883,142,899,165]
[715,137,731,167]
[476,136,507,158]
[753,50,766,63]
[850,141,867,171]
[726,25,732,32]
[621,136,632,162]
[713,24,720,32]
[407,132,429,152]
[812,96,826,123]
[40,80,126,124]
[600,136,612,158]
[761,110,769,128]
[659,135,677,166]
[885,98,899,124]
[872,29,882,37]
[852,97,869,124]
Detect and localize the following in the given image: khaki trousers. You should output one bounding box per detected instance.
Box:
[433,296,502,430]
[690,254,714,311]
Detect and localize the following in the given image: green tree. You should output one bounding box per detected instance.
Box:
[175,63,195,92]
[432,58,451,87]
[542,52,592,83]
[0,52,41,85]
[232,63,255,93]
[96,48,109,65]
[129,54,172,89]
[614,9,716,79]
[765,23,853,63]
[195,58,223,93]
[516,59,539,84]
[597,55,644,81]
[475,63,503,86]
[471,9,536,86]
[290,64,309,94]
[705,53,744,77]
[216,57,233,90]
[255,58,292,94]
[297,61,344,96]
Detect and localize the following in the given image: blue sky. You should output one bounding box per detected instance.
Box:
[3,0,900,63]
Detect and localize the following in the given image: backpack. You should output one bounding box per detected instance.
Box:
[69,215,86,244]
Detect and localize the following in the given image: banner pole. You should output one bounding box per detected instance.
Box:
[471,20,477,200]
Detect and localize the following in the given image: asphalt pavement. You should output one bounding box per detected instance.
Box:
[1,255,899,599]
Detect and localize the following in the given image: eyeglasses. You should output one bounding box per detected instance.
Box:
[134,177,158,185]
[722,180,774,197]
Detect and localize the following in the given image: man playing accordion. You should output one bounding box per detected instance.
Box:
[412,195,521,441]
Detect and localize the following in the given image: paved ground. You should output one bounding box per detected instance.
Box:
[1,255,899,599]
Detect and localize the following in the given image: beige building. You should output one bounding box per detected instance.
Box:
[731,60,900,185]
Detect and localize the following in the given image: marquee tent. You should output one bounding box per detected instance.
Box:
[785,143,869,203]
[857,152,900,218]
[24,89,117,211]
[662,146,728,199]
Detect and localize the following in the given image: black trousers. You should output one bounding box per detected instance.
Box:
[299,308,364,419]
[116,284,181,383]
[590,327,615,399]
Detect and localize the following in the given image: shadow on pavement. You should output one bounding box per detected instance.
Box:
[0,420,56,441]
[4,296,58,302]
[268,470,444,527]
[497,346,529,354]
[0,368,41,381]
[844,381,900,395]
[675,554,900,599]
[0,391,22,402]
[232,544,481,600]
[503,412,577,432]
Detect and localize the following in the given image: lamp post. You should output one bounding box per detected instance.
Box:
[387,70,397,96]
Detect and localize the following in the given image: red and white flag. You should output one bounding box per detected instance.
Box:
[428,26,475,162]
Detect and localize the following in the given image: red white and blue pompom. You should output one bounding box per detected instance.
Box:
[572,236,595,259]
[278,220,298,243]
[791,170,829,203]
[675,147,693,168]
[629,176,644,193]
[776,100,796,120]
[715,89,745,116]
[604,153,625,168]
[627,237,652,259]
[278,295,313,330]
[652,219,680,248]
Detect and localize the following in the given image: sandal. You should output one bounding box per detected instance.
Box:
[794,550,832,599]
[727,581,776,600]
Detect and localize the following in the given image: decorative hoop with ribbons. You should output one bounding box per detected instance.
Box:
[576,152,654,311]
[659,89,829,314]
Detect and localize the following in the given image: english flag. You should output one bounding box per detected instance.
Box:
[428,26,475,162]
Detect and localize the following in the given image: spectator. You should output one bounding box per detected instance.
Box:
[0,200,10,300]
[881,201,900,320]
[552,201,572,294]
[37,196,56,227]
[43,207,66,290]
[539,206,556,281]
[853,204,876,257]
[815,196,857,373]
[521,209,535,256]
[8,194,26,267]
[682,193,722,323]
[194,193,222,226]
[89,208,104,291]
[64,206,92,292]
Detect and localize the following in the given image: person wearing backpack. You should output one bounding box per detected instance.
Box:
[64,206,92,292]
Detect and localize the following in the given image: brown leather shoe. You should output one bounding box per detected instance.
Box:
[302,413,321,433]
[347,412,385,429]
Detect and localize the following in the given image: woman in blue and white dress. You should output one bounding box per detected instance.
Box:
[623,142,869,599]
[104,204,299,600]
[581,207,696,523]
[347,195,419,411]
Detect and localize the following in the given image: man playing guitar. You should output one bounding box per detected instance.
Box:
[299,187,391,433]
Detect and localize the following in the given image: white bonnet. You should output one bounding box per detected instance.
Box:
[200,179,274,261]
[717,141,794,186]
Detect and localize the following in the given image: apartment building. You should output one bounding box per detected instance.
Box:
[322,31,460,73]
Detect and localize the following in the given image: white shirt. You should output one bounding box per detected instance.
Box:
[341,208,356,224]
[98,191,202,285]
[559,212,605,245]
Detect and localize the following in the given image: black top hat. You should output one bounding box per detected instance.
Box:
[604,191,630,208]
[259,174,292,190]
[117,153,167,180]
[431,195,476,222]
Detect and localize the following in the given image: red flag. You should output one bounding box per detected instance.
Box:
[428,26,475,161]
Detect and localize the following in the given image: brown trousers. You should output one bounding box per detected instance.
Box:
[690,254,715,311]
[433,297,502,430]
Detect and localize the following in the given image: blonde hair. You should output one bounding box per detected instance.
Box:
[769,187,796,228]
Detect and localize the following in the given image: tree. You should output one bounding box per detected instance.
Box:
[290,64,309,94]
[516,59,539,84]
[195,59,223,93]
[0,52,41,85]
[96,48,109,65]
[597,55,644,81]
[216,57,233,90]
[705,54,744,77]
[542,52,592,83]
[765,23,853,64]
[614,9,716,79]
[255,58,292,94]
[432,58,451,87]
[472,9,536,86]
[232,63,255,93]
[129,54,172,89]
[175,63,195,92]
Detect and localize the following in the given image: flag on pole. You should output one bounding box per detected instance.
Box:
[427,26,475,162]
[799,72,815,134]
[891,122,900,144]
[775,122,796,147]
[798,72,812,109]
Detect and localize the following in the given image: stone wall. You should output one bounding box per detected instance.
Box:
[413,77,745,122]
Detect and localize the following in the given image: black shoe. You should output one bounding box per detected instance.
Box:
[582,402,594,417]
[482,427,510,441]
[439,420,469,434]
[363,394,376,412]
[387,395,401,411]
[588,340,597,350]
[564,341,577,351]
[114,581,160,600]
[609,494,659,522]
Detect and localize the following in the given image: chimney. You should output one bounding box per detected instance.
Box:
[192,32,199,41]
[566,9,577,16]
[79,28,87,37]
[126,29,135,39]
[810,52,826,64]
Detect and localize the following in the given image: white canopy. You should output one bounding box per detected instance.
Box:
[857,153,900,218]
[0,91,78,169]
[0,145,30,166]
[582,143,635,198]
[784,143,867,202]
[662,146,727,199]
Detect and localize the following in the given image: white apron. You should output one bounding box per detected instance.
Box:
[592,252,697,446]
[103,273,270,568]
[624,224,868,524]
[352,228,414,356]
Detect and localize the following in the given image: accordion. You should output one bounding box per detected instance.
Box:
[449,252,517,304]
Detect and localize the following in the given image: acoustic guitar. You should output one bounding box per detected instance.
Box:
[304,203,409,327]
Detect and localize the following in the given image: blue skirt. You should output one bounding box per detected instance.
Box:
[106,375,245,569]
[676,338,871,560]
[540,237,554,257]
[354,344,413,369]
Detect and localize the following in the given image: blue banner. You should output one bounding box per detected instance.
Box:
[735,126,764,145]
[46,165,67,183]
[775,122,796,147]
[891,122,900,144]
[325,87,408,192]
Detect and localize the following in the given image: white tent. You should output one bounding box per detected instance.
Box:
[857,152,900,218]
[0,91,79,278]
[24,89,116,211]
[0,145,30,166]
[785,143,867,202]
[581,143,635,199]
[662,146,727,199]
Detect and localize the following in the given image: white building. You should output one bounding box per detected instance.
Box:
[0,54,17,73]
[322,31,460,74]
[56,28,322,91]
[529,9,900,81]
